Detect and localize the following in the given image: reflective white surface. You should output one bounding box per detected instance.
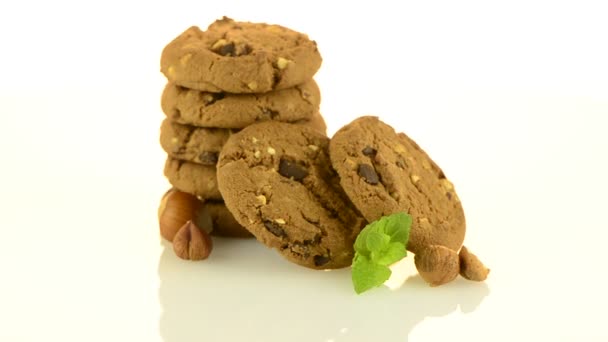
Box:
[1,1,608,341]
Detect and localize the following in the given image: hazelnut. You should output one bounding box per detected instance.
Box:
[211,39,228,50]
[180,53,192,65]
[459,246,490,281]
[276,57,291,69]
[255,195,267,205]
[421,160,432,170]
[158,189,202,242]
[414,245,460,286]
[173,221,213,261]
[167,66,176,77]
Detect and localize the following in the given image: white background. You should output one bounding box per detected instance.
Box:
[1,0,607,341]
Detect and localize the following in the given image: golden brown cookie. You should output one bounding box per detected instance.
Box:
[159,113,327,165]
[160,120,233,165]
[329,116,466,255]
[160,80,320,129]
[203,201,253,238]
[217,122,365,269]
[163,157,222,200]
[160,17,322,93]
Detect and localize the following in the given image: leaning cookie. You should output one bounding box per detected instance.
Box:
[161,80,320,129]
[329,116,485,286]
[160,113,327,165]
[163,157,222,200]
[329,116,466,255]
[217,122,365,269]
[160,17,322,93]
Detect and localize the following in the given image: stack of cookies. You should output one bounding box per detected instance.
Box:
[158,17,325,243]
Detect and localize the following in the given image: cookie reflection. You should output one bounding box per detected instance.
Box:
[158,239,489,342]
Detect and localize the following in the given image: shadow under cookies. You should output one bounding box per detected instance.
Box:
[158,239,490,342]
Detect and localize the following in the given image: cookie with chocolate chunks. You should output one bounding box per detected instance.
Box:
[329,116,465,254]
[160,17,322,93]
[161,80,320,129]
[217,122,365,269]
[160,113,327,165]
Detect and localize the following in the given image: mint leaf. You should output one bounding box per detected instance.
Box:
[354,228,371,257]
[383,212,412,245]
[373,242,407,266]
[365,231,390,252]
[352,256,392,294]
[351,212,413,294]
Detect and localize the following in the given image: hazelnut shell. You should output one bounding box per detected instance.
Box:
[414,245,460,286]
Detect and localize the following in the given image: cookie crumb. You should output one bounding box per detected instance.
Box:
[267,147,276,155]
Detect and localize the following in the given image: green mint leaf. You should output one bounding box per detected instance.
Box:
[374,242,407,266]
[352,256,392,294]
[365,231,390,252]
[383,212,412,245]
[351,212,413,294]
[354,228,371,256]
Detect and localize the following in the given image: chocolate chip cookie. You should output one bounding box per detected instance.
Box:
[160,113,327,165]
[161,80,320,129]
[160,119,233,165]
[329,116,465,255]
[160,120,233,165]
[160,17,322,93]
[217,122,365,269]
[163,157,222,200]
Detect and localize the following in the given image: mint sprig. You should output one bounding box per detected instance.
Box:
[352,212,412,294]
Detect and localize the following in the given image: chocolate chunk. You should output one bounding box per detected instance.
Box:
[199,151,219,165]
[207,92,225,104]
[361,146,377,156]
[446,192,452,200]
[314,255,330,266]
[358,164,379,185]
[217,42,236,56]
[214,42,252,57]
[264,220,287,237]
[278,159,308,181]
[240,44,252,55]
[261,107,279,119]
